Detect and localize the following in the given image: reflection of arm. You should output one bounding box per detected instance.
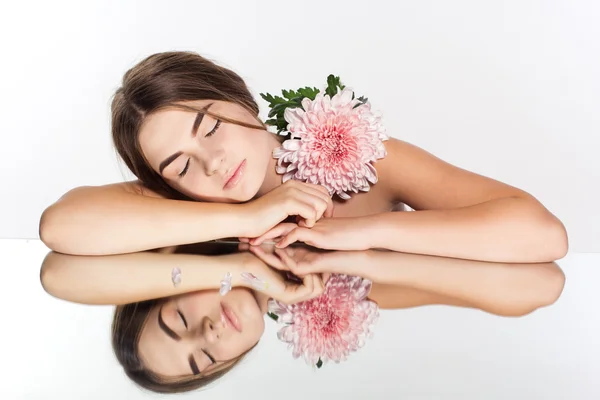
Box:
[363,251,566,316]
[40,251,249,305]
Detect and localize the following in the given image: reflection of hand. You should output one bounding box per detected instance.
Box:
[241,244,372,282]
[235,250,327,305]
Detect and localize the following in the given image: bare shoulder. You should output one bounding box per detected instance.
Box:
[374,137,531,210]
[118,180,166,198]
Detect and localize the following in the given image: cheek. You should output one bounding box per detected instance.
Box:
[177,291,220,316]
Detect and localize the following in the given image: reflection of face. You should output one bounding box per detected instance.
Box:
[139,100,276,203]
[138,288,266,377]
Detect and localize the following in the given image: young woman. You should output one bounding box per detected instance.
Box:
[38,51,567,262]
[40,242,565,394]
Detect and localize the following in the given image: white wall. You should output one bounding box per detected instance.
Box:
[1,0,598,251]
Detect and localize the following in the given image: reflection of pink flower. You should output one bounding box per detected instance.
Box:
[268,274,379,367]
[273,87,389,200]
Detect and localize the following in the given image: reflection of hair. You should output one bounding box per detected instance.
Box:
[112,298,256,394]
[111,51,275,200]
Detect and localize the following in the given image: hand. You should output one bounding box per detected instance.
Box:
[235,250,327,305]
[239,180,334,239]
[240,222,298,246]
[252,217,373,251]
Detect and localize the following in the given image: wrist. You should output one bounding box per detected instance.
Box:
[218,252,254,289]
[357,214,384,250]
[232,203,255,238]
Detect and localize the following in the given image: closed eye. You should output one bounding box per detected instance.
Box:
[205,120,221,137]
[178,159,190,178]
[177,310,188,329]
[203,349,216,365]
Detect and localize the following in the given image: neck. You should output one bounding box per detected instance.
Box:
[254,133,286,199]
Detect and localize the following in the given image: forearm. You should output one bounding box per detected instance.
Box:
[362,250,565,315]
[40,251,247,305]
[39,185,248,255]
[366,196,568,262]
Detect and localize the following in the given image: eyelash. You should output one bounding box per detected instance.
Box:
[179,309,216,365]
[205,120,221,137]
[177,120,222,178]
[177,310,188,328]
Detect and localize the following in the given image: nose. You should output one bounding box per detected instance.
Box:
[200,147,225,176]
[200,316,225,343]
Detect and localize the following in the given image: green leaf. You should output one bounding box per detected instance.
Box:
[298,86,320,100]
[353,95,369,109]
[267,312,279,322]
[325,74,346,97]
[316,359,323,369]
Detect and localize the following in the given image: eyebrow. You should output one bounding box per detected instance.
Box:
[158,307,203,375]
[158,102,215,175]
[189,355,200,375]
[158,306,181,341]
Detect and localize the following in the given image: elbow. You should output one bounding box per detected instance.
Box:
[533,263,566,309]
[543,216,569,262]
[505,263,566,317]
[39,252,61,298]
[39,206,62,252]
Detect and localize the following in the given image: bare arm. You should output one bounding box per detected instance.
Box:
[268,246,566,316]
[39,182,247,255]
[371,138,568,262]
[40,250,250,305]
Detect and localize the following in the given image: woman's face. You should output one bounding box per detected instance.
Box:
[138,288,266,377]
[138,100,275,203]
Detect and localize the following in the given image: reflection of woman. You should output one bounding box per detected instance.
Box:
[39,51,567,263]
[40,243,565,394]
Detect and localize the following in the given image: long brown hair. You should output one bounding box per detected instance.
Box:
[112,299,256,394]
[111,51,273,200]
[110,52,271,392]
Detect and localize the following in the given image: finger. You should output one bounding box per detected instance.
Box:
[301,181,332,201]
[286,271,315,304]
[251,223,295,245]
[322,272,331,285]
[249,246,289,271]
[293,192,329,222]
[274,247,300,275]
[276,228,307,248]
[238,243,250,251]
[287,188,330,225]
[238,237,250,243]
[286,198,317,228]
[309,274,325,300]
[315,274,325,296]
[324,198,334,218]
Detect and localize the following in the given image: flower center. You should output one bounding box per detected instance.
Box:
[310,300,343,334]
[311,118,357,165]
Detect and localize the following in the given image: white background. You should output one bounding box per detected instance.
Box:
[0,0,598,251]
[1,1,599,399]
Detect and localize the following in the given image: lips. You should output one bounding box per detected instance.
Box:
[221,302,242,332]
[223,159,246,189]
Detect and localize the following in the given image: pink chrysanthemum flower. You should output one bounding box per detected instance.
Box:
[268,274,379,368]
[273,87,389,200]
